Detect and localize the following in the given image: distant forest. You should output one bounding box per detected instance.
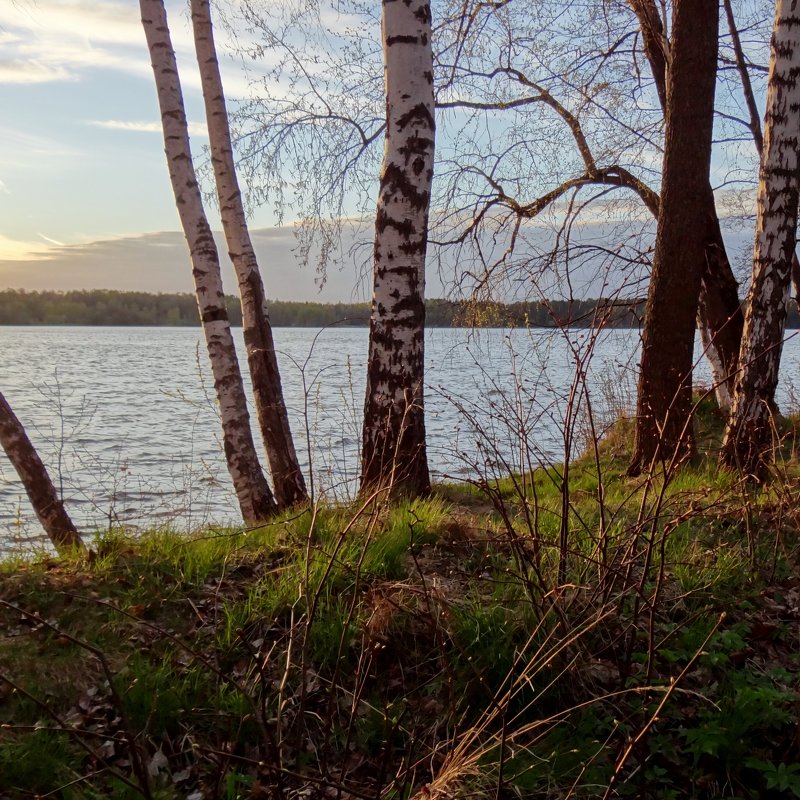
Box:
[0,289,648,328]
[3,288,798,329]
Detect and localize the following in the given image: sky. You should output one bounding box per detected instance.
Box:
[0,0,375,301]
[0,1,767,304]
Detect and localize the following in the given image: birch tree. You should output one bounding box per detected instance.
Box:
[223,1,755,409]
[720,0,800,475]
[628,0,720,474]
[360,0,435,497]
[0,392,84,553]
[141,0,276,523]
[722,0,800,305]
[191,0,307,508]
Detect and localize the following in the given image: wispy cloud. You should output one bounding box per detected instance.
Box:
[0,233,52,261]
[0,59,75,84]
[0,0,257,95]
[37,233,66,247]
[0,1,145,85]
[89,119,209,138]
[0,0,145,47]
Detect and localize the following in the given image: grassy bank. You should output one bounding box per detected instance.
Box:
[2,404,799,799]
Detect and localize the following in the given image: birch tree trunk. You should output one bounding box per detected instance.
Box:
[720,0,800,475]
[0,392,84,553]
[141,0,276,523]
[190,0,307,508]
[360,0,434,497]
[628,0,719,475]
[723,0,800,307]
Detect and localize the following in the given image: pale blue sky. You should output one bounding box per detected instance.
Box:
[0,0,363,299]
[0,1,768,302]
[1,1,220,245]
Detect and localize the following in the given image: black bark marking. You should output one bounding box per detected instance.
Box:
[376,204,419,235]
[414,3,431,23]
[399,239,427,255]
[379,164,430,211]
[395,103,435,131]
[398,135,434,160]
[201,306,229,323]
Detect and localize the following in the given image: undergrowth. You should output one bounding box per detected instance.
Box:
[1,410,799,799]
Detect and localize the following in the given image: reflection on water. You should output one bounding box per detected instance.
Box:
[2,325,799,549]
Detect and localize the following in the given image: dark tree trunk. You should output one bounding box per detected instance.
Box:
[628,0,719,475]
[698,203,746,406]
[720,0,800,476]
[628,0,668,110]
[360,0,434,498]
[0,392,84,553]
[628,0,744,407]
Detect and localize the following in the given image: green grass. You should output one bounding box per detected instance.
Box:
[0,729,86,797]
[1,425,800,799]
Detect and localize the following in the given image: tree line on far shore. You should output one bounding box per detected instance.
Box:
[4,0,800,549]
[0,288,669,328]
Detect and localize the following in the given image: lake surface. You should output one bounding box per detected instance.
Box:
[2,326,800,550]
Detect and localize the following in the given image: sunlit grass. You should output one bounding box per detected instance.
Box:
[2,416,800,798]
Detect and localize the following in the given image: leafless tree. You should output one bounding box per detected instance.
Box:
[628,0,720,474]
[191,0,307,508]
[223,0,665,293]
[222,1,768,359]
[221,0,780,482]
[360,0,435,497]
[141,0,276,523]
[720,0,800,475]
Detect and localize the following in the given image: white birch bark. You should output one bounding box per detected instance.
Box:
[721,0,800,474]
[360,0,434,496]
[141,0,276,522]
[0,392,84,553]
[190,0,307,508]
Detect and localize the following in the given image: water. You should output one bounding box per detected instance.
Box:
[2,325,799,549]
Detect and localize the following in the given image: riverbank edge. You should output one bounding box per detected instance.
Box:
[2,420,800,798]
